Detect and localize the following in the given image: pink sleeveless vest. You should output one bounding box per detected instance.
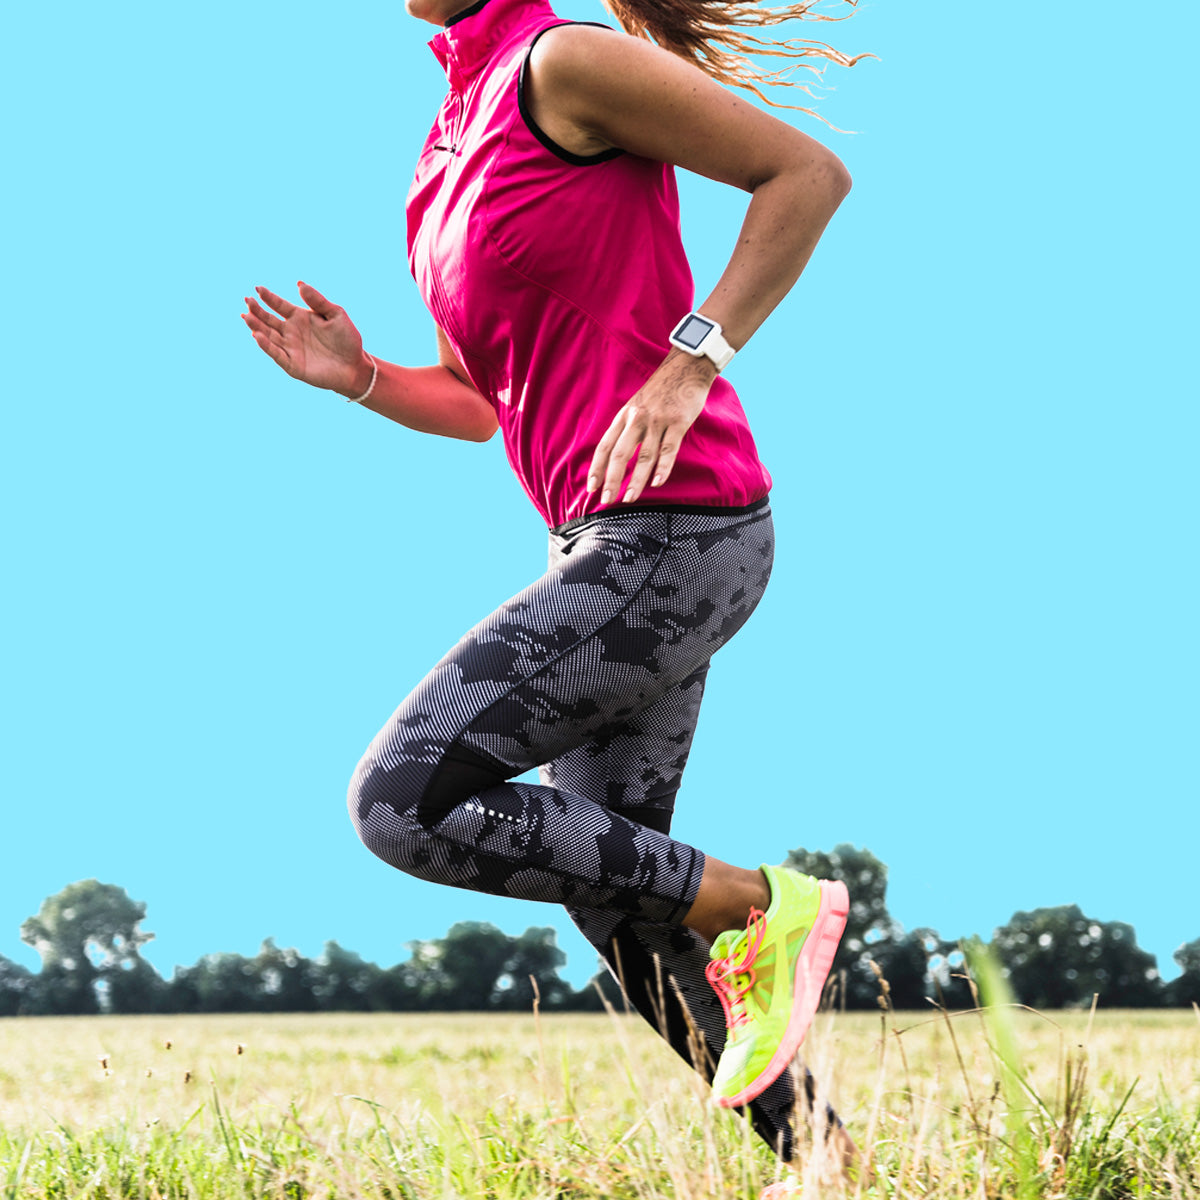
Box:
[407,0,772,527]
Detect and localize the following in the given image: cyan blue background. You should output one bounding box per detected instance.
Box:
[3,1,1195,989]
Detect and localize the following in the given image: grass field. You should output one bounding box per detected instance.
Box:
[0,1004,1196,1198]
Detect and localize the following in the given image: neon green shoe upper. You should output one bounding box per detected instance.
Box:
[706,864,848,1108]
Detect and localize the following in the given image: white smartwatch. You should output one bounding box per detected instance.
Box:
[669,312,736,373]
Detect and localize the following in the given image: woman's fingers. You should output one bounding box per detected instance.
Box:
[254,285,297,319]
[594,406,675,505]
[250,283,335,326]
[244,295,284,336]
[589,354,709,504]
[297,280,338,318]
[620,427,666,504]
[247,326,290,370]
[649,433,681,490]
[241,310,269,342]
[619,418,687,503]
[597,408,646,503]
[590,407,687,505]
[587,415,623,498]
[626,423,687,502]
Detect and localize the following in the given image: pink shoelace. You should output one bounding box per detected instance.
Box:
[705,908,767,1030]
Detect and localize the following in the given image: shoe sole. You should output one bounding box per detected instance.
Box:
[717,878,850,1109]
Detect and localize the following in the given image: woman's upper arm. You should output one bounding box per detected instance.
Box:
[436,324,476,387]
[433,324,499,441]
[527,25,851,192]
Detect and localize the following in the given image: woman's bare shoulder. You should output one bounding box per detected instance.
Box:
[527,21,839,189]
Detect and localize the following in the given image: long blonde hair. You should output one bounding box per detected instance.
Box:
[601,0,871,122]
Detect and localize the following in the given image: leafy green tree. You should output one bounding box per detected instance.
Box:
[365,960,424,1011]
[993,906,1163,1008]
[499,927,570,1011]
[1165,937,1200,1007]
[0,955,35,1016]
[163,942,317,1012]
[438,922,513,1009]
[871,929,934,1011]
[566,961,626,1011]
[160,964,200,1012]
[310,941,384,1011]
[252,939,317,1012]
[390,923,570,1012]
[400,938,455,1010]
[29,963,96,1015]
[107,958,166,1014]
[166,952,260,1012]
[20,880,155,1014]
[926,936,976,1010]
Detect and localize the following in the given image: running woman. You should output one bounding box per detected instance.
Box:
[242,0,862,1184]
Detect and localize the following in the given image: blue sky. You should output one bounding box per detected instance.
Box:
[3,1,1195,992]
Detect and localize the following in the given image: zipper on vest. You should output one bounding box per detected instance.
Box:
[435,93,464,156]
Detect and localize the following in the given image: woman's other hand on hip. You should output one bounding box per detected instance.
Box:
[588,349,716,506]
[241,281,373,398]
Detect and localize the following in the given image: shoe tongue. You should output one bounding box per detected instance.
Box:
[708,928,743,961]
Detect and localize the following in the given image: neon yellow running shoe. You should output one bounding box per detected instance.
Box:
[706,863,849,1109]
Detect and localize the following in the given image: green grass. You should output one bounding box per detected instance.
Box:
[0,1005,1196,1198]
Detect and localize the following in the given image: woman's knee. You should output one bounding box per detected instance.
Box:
[346,741,507,874]
[346,753,422,866]
[417,741,510,826]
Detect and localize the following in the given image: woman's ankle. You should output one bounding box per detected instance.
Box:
[683,858,771,943]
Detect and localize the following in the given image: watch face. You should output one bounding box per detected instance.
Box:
[673,314,714,350]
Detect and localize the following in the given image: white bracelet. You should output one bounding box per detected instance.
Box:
[346,354,378,404]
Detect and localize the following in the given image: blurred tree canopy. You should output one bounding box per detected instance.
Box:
[1164,937,1200,1007]
[20,879,155,1015]
[0,869,1190,1016]
[0,956,35,1017]
[0,886,592,1016]
[991,905,1162,1009]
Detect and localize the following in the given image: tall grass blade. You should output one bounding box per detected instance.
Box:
[965,936,1041,1199]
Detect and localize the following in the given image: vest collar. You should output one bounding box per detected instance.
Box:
[429,0,555,89]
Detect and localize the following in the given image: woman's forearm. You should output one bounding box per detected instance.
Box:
[337,353,499,442]
[698,158,852,351]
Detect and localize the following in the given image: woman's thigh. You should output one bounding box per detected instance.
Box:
[350,503,774,830]
[539,662,708,833]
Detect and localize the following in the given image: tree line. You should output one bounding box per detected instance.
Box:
[3,845,1198,1016]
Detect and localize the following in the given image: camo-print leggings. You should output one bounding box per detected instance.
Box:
[349,499,825,1158]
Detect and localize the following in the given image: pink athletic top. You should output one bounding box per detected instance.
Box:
[407,0,772,528]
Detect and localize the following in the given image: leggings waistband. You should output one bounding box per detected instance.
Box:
[549,495,771,538]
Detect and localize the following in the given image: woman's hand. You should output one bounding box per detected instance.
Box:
[241,281,372,397]
[588,350,717,505]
